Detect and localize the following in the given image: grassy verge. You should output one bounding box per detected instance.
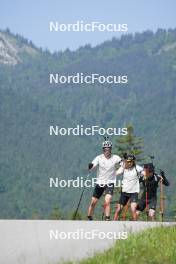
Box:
[65,226,176,264]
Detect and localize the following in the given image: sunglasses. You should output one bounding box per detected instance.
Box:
[145,169,153,173]
[103,148,111,152]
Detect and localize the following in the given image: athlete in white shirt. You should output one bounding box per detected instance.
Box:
[87,139,121,221]
[114,154,143,221]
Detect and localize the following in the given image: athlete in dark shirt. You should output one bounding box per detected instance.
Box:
[136,163,169,221]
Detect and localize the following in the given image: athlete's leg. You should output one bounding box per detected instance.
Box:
[104,194,112,219]
[87,197,98,218]
[87,184,104,219]
[148,197,157,221]
[130,202,137,220]
[114,192,128,220]
[148,209,155,221]
[114,203,123,220]
[130,193,138,220]
[136,210,140,218]
[136,197,146,220]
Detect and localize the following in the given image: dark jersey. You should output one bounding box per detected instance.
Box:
[139,174,169,199]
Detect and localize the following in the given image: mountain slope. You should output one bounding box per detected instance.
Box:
[0,28,176,219]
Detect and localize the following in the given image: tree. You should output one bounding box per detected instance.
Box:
[113,124,145,220]
[70,211,83,220]
[49,207,62,220]
[31,210,40,219]
[114,124,144,162]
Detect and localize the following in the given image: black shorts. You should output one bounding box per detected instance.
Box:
[137,196,157,211]
[119,192,138,206]
[93,183,114,199]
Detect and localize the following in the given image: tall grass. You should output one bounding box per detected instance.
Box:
[64,226,176,264]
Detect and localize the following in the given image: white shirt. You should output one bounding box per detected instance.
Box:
[92,154,121,184]
[116,164,143,193]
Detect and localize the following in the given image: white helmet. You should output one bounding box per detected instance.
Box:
[102,140,112,148]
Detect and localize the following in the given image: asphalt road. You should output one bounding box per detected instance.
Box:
[0,220,175,264]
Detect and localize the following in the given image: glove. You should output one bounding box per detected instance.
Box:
[160,170,165,177]
[88,163,94,170]
[160,170,166,180]
[159,170,169,186]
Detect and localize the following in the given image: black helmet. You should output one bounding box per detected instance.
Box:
[143,163,155,172]
[125,154,136,161]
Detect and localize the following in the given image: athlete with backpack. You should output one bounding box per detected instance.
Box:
[136,163,170,221]
[114,154,143,221]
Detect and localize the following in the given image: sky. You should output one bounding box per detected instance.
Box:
[1,0,176,52]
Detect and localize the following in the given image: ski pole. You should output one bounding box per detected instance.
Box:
[160,178,164,222]
[145,182,149,221]
[73,171,90,220]
[149,155,155,164]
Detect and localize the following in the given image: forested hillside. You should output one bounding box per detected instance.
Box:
[0,28,176,219]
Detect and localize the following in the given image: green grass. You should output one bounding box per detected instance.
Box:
[65,226,176,264]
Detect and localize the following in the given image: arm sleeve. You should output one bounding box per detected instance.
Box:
[136,165,143,173]
[139,176,144,183]
[91,156,99,169]
[157,174,170,186]
[136,165,143,178]
[163,178,170,186]
[160,176,170,186]
[115,155,122,164]
[116,166,124,176]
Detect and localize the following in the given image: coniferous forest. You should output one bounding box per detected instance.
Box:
[0,28,176,220]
